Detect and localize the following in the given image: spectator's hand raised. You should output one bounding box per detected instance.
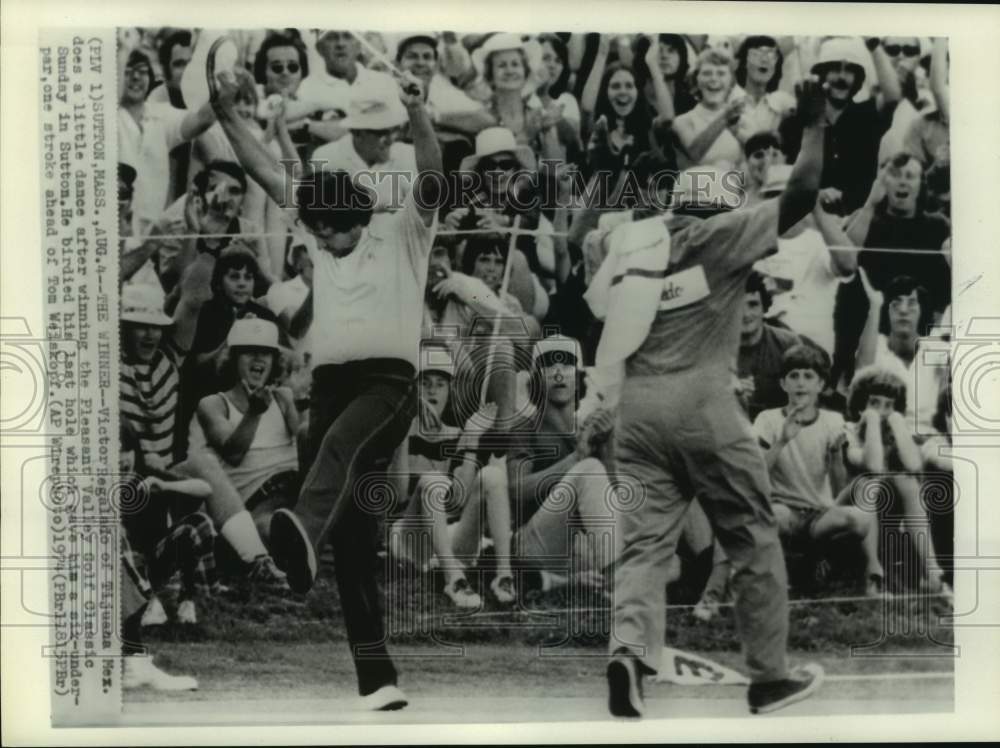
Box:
[597,34,612,58]
[539,100,564,130]
[818,187,844,212]
[244,382,274,415]
[397,71,425,108]
[184,189,230,237]
[444,208,468,232]
[643,35,662,74]
[795,74,827,127]
[858,266,883,308]
[780,402,810,444]
[433,271,490,306]
[723,97,746,128]
[864,164,889,208]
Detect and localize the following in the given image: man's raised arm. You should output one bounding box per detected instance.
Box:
[401,75,445,226]
[210,69,291,209]
[779,78,827,235]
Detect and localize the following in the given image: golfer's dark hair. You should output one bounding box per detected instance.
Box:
[296,170,375,234]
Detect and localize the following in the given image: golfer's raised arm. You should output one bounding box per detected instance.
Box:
[211,69,291,210]
[779,78,827,235]
[401,77,445,224]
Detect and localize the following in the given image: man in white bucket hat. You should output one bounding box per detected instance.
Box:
[120,281,290,592]
[312,79,417,211]
[589,79,830,718]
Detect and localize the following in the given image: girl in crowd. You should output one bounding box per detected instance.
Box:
[192,318,300,546]
[672,47,744,170]
[538,34,582,138]
[842,366,951,600]
[732,36,796,145]
[389,349,517,606]
[633,34,697,122]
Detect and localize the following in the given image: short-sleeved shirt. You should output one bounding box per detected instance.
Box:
[311,137,417,212]
[754,227,852,355]
[120,340,185,467]
[754,407,846,510]
[738,324,802,419]
[300,191,437,368]
[625,198,780,381]
[118,104,190,231]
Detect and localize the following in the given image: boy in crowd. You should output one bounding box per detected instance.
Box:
[754,345,885,596]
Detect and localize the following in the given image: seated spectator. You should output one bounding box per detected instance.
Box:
[119,281,288,589]
[191,318,300,545]
[843,366,950,599]
[856,271,949,438]
[737,271,801,419]
[311,80,416,211]
[120,422,219,626]
[672,47,744,170]
[754,345,885,597]
[753,164,858,356]
[508,336,622,593]
[389,348,513,607]
[732,36,796,145]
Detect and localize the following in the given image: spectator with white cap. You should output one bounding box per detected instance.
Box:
[506,335,621,593]
[311,78,417,211]
[192,317,300,545]
[389,346,513,608]
[779,36,899,216]
[119,281,289,591]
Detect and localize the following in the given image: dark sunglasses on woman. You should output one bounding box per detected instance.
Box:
[883,44,920,58]
[269,62,300,74]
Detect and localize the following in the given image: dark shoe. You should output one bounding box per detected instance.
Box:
[748,663,824,715]
[607,650,645,718]
[270,508,317,593]
[247,554,290,593]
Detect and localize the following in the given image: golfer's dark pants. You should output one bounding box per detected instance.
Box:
[297,358,418,696]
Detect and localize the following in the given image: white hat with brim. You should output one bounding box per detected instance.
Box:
[459,127,537,173]
[227,317,280,350]
[533,335,580,366]
[340,81,409,131]
[812,37,869,81]
[121,283,172,326]
[471,33,542,78]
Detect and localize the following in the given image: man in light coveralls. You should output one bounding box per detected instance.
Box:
[590,77,831,718]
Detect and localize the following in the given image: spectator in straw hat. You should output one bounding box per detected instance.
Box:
[119,281,289,591]
[311,79,417,211]
[191,318,300,546]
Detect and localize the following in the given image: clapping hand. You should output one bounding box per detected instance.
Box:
[244,381,274,415]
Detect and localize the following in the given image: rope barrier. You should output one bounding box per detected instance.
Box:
[123,228,952,256]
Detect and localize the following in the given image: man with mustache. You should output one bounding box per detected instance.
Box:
[779,37,900,216]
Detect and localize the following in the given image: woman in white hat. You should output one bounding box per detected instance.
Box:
[469,33,573,162]
[192,317,300,546]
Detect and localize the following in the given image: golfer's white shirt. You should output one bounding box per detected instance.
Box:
[296,192,437,368]
[118,103,189,232]
[311,137,417,212]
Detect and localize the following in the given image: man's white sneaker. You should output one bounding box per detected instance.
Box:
[123,656,198,691]
[360,684,408,711]
[444,577,481,609]
[140,596,168,627]
[176,599,197,625]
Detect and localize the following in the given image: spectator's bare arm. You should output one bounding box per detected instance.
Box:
[812,201,858,277]
[180,100,218,142]
[930,38,949,123]
[402,75,445,225]
[855,268,883,369]
[580,34,611,133]
[870,38,902,109]
[171,251,215,353]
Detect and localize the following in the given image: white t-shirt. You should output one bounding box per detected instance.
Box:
[118,103,189,232]
[874,334,946,437]
[311,137,417,212]
[754,227,853,355]
[296,191,437,368]
[735,89,797,144]
[754,407,847,510]
[296,63,397,118]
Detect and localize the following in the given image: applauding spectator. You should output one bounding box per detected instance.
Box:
[673,47,744,170]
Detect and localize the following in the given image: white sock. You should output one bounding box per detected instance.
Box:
[220,510,269,562]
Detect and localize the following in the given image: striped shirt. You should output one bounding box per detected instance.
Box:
[120,340,184,467]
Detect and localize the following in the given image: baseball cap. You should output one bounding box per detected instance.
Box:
[533,335,579,366]
[421,345,456,379]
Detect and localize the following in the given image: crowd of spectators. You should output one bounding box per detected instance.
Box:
[116,28,955,684]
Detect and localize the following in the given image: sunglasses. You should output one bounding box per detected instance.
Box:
[480,158,519,172]
[883,44,920,58]
[268,62,301,74]
[747,47,777,59]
